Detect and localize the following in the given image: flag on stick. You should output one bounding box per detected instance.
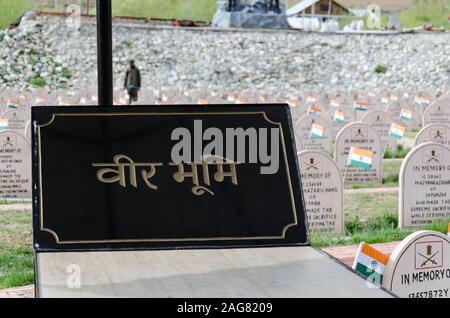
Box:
[400,108,413,123]
[310,124,325,139]
[307,105,323,115]
[353,242,389,284]
[334,110,345,124]
[389,123,406,140]
[347,147,374,170]
[0,118,8,130]
[353,101,368,111]
[7,99,20,109]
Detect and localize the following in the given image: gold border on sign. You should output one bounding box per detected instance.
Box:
[38,111,299,245]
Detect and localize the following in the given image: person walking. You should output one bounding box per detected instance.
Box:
[124,60,141,105]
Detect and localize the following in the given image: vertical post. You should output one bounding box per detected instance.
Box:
[96,0,113,106]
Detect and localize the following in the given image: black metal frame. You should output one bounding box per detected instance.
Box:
[96,0,113,106]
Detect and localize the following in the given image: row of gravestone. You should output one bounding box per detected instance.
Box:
[299,141,450,234]
[292,98,450,151]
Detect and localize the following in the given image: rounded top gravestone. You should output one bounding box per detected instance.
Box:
[382,231,450,298]
[415,124,450,147]
[298,150,344,233]
[399,142,450,228]
[335,122,383,185]
[362,110,396,152]
[294,114,332,154]
[0,130,31,199]
[423,103,450,127]
[1,107,29,130]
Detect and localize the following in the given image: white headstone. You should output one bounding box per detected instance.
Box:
[298,150,344,233]
[362,110,396,151]
[294,114,333,153]
[1,108,29,130]
[415,124,450,147]
[0,131,32,198]
[399,142,450,228]
[423,103,450,127]
[382,231,450,298]
[335,122,383,185]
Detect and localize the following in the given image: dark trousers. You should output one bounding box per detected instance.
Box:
[127,87,138,104]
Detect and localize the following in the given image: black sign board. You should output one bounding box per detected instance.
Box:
[32,105,308,251]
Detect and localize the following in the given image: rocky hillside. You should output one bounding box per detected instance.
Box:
[0,14,449,95]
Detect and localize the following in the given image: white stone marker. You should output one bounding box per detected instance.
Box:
[382,231,450,298]
[423,103,450,127]
[335,122,383,185]
[0,130,32,198]
[399,142,450,228]
[362,110,396,151]
[0,108,29,130]
[298,150,344,233]
[294,114,333,154]
[415,124,450,147]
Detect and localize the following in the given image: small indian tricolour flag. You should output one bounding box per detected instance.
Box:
[307,105,323,115]
[310,124,324,139]
[400,108,413,122]
[389,123,406,140]
[353,101,368,111]
[7,99,20,109]
[330,99,340,108]
[0,118,8,130]
[334,110,345,124]
[306,95,317,103]
[353,243,389,284]
[415,96,431,107]
[348,147,374,170]
[448,223,450,238]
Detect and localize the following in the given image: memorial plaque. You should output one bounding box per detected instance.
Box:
[294,114,332,153]
[335,122,383,185]
[298,150,344,233]
[1,108,29,130]
[415,124,450,147]
[362,110,396,151]
[33,105,308,251]
[382,231,450,298]
[0,130,32,198]
[399,142,450,228]
[423,103,450,127]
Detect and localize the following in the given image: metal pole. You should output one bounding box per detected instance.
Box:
[96,0,113,106]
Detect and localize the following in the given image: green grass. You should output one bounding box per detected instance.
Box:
[111,0,216,22]
[311,214,450,248]
[398,0,450,29]
[0,0,30,30]
[345,192,398,221]
[0,209,33,290]
[28,76,46,87]
[375,65,388,74]
[384,144,410,159]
